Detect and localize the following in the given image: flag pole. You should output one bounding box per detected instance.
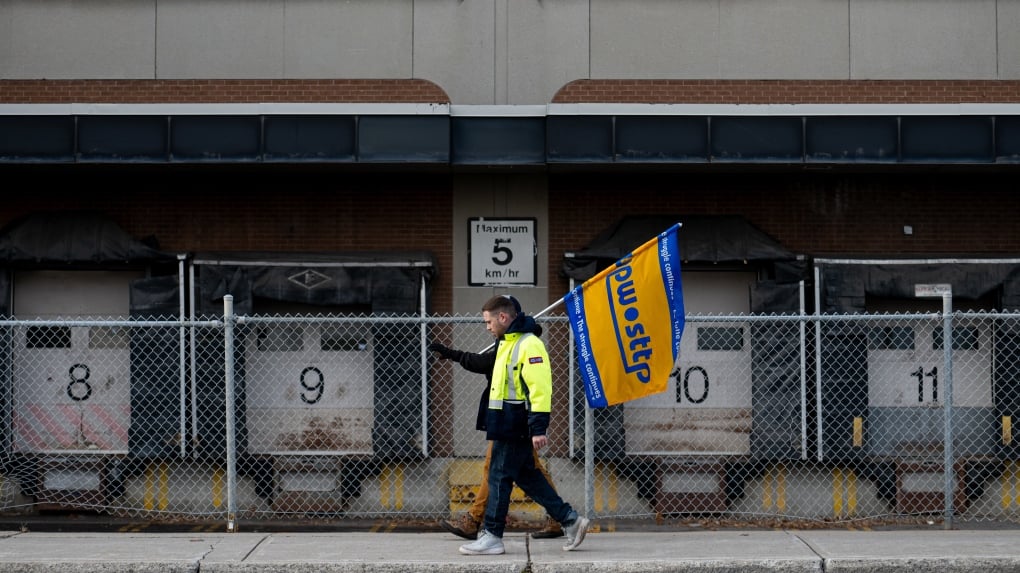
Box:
[533,298,566,319]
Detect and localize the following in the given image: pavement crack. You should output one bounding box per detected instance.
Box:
[194,534,270,571]
[194,544,215,572]
[241,535,273,561]
[523,535,533,573]
[789,532,826,573]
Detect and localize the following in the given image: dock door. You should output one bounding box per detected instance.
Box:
[189,252,435,512]
[0,211,176,508]
[562,214,802,513]
[815,259,1020,512]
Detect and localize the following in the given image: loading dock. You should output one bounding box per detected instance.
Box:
[188,252,435,513]
[563,214,803,514]
[814,258,1020,513]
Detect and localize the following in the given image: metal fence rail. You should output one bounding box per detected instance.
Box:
[3,307,1020,529]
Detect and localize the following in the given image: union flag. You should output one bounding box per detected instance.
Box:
[562,223,685,408]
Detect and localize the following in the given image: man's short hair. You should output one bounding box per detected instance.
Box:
[482,294,522,317]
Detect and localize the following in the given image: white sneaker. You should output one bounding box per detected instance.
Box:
[459,530,505,555]
[562,516,590,551]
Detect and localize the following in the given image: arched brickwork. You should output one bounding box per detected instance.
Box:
[0,79,449,104]
[553,79,1020,104]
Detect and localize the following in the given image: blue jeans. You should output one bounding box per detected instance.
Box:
[482,437,576,538]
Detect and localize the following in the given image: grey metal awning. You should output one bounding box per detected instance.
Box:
[2,104,1020,166]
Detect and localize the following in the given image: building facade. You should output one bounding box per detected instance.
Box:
[2,0,1020,523]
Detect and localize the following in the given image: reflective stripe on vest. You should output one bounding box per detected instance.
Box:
[489,333,533,408]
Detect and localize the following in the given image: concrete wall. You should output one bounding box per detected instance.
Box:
[2,0,1019,103]
[590,0,850,80]
[0,0,157,79]
[451,174,549,456]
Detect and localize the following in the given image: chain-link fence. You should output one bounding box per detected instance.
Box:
[3,306,1020,528]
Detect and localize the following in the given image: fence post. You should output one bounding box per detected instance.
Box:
[942,292,955,530]
[223,294,238,532]
[585,402,594,518]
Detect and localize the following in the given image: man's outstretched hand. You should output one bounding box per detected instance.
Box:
[428,342,463,361]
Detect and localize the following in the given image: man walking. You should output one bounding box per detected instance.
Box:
[458,295,589,555]
[428,340,564,540]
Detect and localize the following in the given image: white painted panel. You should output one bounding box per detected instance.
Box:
[866,318,992,409]
[279,471,337,493]
[14,270,140,318]
[865,297,993,409]
[625,271,756,455]
[44,469,102,491]
[12,270,141,453]
[681,271,754,315]
[245,321,375,455]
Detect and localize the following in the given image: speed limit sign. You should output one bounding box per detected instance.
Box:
[468,217,537,286]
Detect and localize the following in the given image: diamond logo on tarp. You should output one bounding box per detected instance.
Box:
[288,270,332,290]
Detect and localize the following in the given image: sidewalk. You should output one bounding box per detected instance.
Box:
[0,528,1019,573]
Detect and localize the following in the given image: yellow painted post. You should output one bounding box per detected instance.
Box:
[1015,461,1020,507]
[608,463,619,512]
[158,462,169,511]
[763,464,786,511]
[847,469,857,514]
[776,463,786,512]
[832,468,844,515]
[594,462,619,512]
[1002,461,1010,508]
[832,468,858,517]
[393,464,405,510]
[212,467,224,508]
[1004,461,1020,508]
[143,463,155,511]
[380,464,405,510]
[380,465,391,508]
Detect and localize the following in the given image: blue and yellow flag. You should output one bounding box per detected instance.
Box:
[563,223,685,408]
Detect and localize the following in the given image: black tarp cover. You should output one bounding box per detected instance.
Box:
[0,211,173,264]
[816,259,1020,312]
[192,251,437,315]
[562,214,796,282]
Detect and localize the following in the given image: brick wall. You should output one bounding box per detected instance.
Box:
[4,79,1019,105]
[553,80,1020,104]
[2,168,1016,315]
[0,171,456,313]
[3,78,1018,314]
[545,172,1020,300]
[0,79,450,103]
